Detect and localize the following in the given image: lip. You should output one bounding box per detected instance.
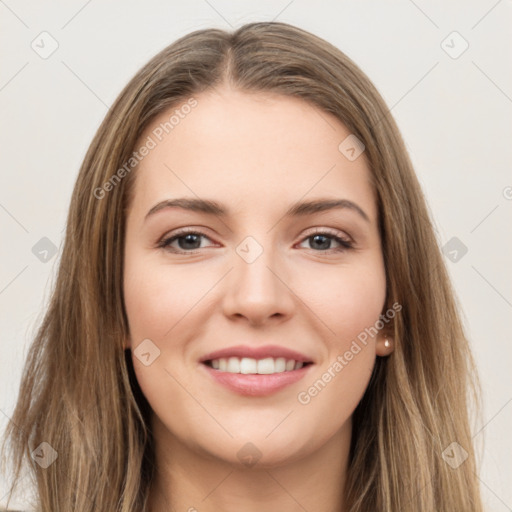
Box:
[200,363,313,397]
[199,344,314,364]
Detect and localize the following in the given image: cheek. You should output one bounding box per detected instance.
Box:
[124,257,210,442]
[294,268,384,424]
[293,256,387,344]
[123,255,215,343]
[291,258,386,419]
[294,342,374,447]
[122,246,387,462]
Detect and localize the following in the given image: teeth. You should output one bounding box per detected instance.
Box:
[207,356,307,374]
[257,357,274,374]
[274,357,286,372]
[227,357,239,373]
[240,357,257,374]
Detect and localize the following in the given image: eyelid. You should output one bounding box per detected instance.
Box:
[157,228,217,250]
[300,226,352,242]
[157,226,355,253]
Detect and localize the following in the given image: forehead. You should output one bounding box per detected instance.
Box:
[129,87,375,222]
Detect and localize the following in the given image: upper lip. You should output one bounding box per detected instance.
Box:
[200,345,314,364]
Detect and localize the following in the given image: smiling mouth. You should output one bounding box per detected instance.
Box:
[203,356,313,375]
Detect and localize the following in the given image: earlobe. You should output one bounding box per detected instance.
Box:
[376,335,394,356]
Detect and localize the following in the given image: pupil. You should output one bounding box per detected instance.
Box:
[176,234,332,251]
[180,234,200,250]
[312,234,330,250]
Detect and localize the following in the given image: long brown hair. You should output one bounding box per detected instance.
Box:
[1,21,483,511]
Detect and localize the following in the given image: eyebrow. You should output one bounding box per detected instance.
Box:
[144,197,370,223]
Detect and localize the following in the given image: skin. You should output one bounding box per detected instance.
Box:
[123,84,394,512]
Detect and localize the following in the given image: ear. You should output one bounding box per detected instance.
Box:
[375,332,395,357]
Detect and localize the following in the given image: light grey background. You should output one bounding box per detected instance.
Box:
[1,1,511,510]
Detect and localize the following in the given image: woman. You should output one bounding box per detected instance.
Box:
[1,21,483,511]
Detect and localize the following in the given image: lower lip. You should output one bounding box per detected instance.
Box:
[201,363,312,397]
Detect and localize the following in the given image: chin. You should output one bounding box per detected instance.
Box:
[197,430,319,470]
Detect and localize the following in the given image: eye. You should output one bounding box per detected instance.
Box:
[158,228,354,254]
[158,230,215,253]
[297,230,354,252]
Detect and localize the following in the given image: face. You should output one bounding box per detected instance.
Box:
[123,86,392,468]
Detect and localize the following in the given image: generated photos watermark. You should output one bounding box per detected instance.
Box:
[93,97,198,200]
[297,301,402,405]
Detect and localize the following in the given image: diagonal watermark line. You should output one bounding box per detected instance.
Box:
[471,265,512,308]
[163,267,234,337]
[265,266,337,336]
[472,61,512,104]
[0,408,27,439]
[272,0,296,22]
[201,469,234,502]
[61,60,111,109]
[0,266,28,296]
[407,0,439,28]
[202,0,233,28]
[164,163,233,234]
[61,0,94,29]
[313,107,337,132]
[265,410,294,438]
[470,204,499,233]
[472,397,512,439]
[0,203,29,233]
[375,61,439,126]
[0,409,37,505]
[397,471,436,511]
[0,386,99,507]
[471,0,503,30]
[265,470,311,511]
[476,473,512,510]
[266,163,336,233]
[0,0,29,28]
[0,408,33,505]
[0,62,29,92]
[0,471,31,506]
[163,368,234,438]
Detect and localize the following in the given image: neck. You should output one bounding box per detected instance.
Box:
[147,415,351,512]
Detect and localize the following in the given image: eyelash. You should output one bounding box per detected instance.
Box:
[157,228,354,254]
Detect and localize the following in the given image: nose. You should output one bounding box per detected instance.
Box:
[221,243,295,326]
